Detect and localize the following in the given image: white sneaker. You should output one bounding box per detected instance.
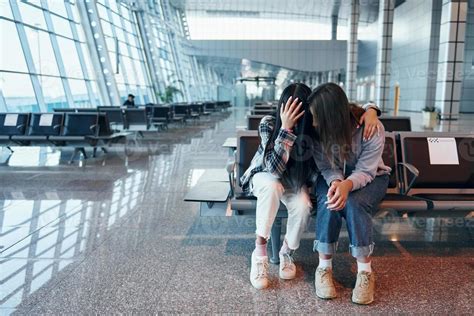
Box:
[279,252,296,280]
[315,267,337,299]
[250,251,269,289]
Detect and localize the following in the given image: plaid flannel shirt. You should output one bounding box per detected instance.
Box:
[239,115,317,195]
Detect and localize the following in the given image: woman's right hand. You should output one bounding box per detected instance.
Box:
[280,96,304,130]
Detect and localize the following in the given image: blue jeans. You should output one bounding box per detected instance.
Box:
[314,174,389,258]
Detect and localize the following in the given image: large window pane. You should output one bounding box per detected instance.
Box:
[0,19,28,72]
[40,76,68,110]
[56,37,83,79]
[0,1,13,19]
[68,79,90,107]
[17,2,47,31]
[24,27,60,76]
[88,80,101,106]
[0,72,38,112]
[50,15,73,38]
[47,1,67,17]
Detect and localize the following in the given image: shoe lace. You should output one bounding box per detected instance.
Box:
[281,253,294,271]
[318,268,333,286]
[256,258,269,279]
[358,272,370,289]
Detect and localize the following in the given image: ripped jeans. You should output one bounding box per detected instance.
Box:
[313,174,389,258]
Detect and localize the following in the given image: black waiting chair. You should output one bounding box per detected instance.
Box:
[173,104,193,121]
[49,113,99,142]
[247,115,265,130]
[380,116,412,132]
[191,103,210,116]
[48,113,100,163]
[150,106,171,129]
[399,132,474,212]
[0,113,30,151]
[98,107,125,130]
[11,113,63,145]
[251,108,276,116]
[204,102,217,112]
[124,108,150,137]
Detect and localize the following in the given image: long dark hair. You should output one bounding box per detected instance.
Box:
[263,83,316,191]
[308,83,356,167]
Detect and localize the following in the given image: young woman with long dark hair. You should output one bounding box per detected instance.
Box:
[240,83,382,290]
[309,82,391,304]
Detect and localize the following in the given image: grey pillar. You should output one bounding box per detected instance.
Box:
[425,0,443,111]
[331,14,338,40]
[346,0,359,101]
[375,0,395,112]
[77,0,120,106]
[435,0,468,120]
[135,11,165,98]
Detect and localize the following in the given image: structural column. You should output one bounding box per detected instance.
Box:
[77,0,120,106]
[375,0,395,111]
[435,0,468,120]
[135,11,166,98]
[331,14,338,40]
[346,0,359,101]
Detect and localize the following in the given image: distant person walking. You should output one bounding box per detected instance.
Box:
[123,94,135,107]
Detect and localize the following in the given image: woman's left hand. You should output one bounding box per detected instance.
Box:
[359,108,382,141]
[326,180,353,211]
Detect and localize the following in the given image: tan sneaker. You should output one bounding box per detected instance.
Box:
[314,267,337,299]
[279,252,296,280]
[352,271,375,305]
[250,251,269,289]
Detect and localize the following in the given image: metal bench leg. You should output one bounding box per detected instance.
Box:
[270,217,282,264]
[69,148,80,164]
[92,147,97,158]
[101,147,108,154]
[6,146,13,153]
[79,147,87,159]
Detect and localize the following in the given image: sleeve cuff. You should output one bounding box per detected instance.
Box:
[326,174,344,187]
[363,103,381,117]
[277,128,297,145]
[347,174,362,191]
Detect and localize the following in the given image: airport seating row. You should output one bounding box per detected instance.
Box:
[0,112,130,163]
[53,101,229,133]
[1,101,231,163]
[185,130,474,263]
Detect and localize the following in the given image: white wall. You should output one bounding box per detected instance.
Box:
[189,40,346,72]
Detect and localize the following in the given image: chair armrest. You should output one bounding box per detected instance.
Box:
[226,159,236,196]
[53,124,62,131]
[16,124,25,131]
[398,162,419,194]
[89,124,99,134]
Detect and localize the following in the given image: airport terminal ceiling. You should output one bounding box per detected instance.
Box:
[170,0,380,25]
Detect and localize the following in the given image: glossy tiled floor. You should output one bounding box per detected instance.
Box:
[1,108,473,315]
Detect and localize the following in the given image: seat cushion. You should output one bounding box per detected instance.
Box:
[12,135,48,141]
[414,194,474,201]
[49,136,86,142]
[379,194,431,211]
